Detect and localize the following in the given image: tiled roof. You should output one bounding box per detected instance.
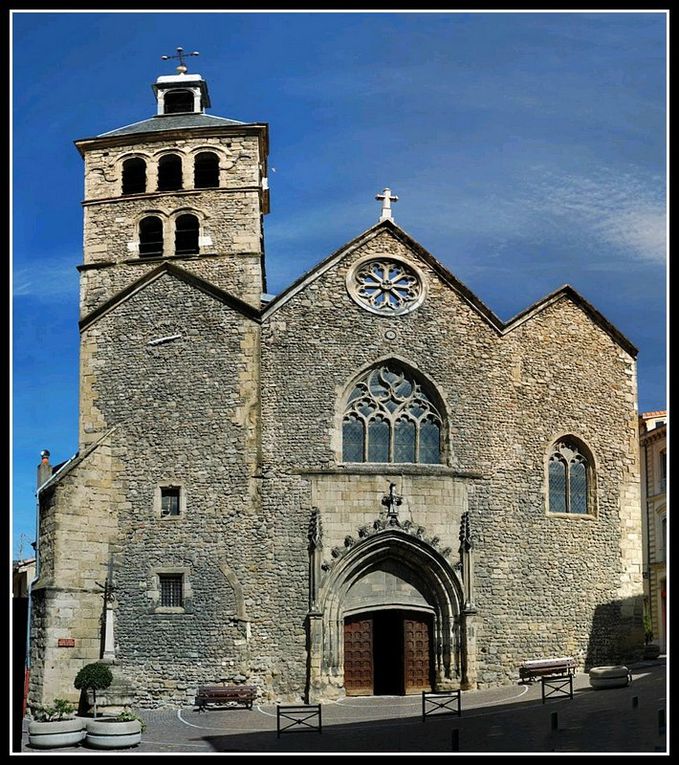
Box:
[98,112,245,137]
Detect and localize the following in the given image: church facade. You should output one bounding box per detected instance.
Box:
[29,64,645,709]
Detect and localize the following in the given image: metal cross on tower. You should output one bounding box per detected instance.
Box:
[375,187,399,222]
[161,47,200,74]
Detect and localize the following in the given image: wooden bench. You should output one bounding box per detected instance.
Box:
[195,685,257,711]
[519,657,576,683]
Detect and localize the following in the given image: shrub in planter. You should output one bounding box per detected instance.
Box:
[74,662,113,719]
[85,710,145,749]
[28,698,85,749]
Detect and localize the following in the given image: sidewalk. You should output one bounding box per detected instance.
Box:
[20,659,667,754]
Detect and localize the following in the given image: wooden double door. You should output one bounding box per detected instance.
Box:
[344,610,433,696]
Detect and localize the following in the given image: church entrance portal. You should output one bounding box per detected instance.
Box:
[344,610,433,696]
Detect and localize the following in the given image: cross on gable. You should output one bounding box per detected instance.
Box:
[375,187,399,222]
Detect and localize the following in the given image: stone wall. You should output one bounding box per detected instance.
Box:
[79,133,265,312]
[75,273,281,706]
[28,432,120,708]
[34,211,644,705]
[259,226,643,691]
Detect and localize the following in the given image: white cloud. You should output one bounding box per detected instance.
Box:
[526,166,666,264]
[13,257,79,300]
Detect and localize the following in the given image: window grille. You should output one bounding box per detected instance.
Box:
[159,574,183,608]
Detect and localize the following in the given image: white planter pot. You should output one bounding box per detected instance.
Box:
[85,718,142,749]
[589,665,632,689]
[28,717,86,748]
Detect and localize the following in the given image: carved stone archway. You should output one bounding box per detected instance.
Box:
[307,529,474,701]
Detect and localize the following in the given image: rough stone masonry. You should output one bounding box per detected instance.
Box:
[29,65,644,710]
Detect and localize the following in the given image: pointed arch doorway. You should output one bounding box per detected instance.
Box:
[344,608,433,696]
[309,528,471,701]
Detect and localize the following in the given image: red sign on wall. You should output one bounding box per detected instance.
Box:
[57,638,75,648]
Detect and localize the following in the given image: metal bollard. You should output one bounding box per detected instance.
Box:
[550,711,558,732]
[632,696,639,708]
[658,709,665,736]
[451,728,459,751]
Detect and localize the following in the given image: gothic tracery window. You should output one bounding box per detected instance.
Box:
[347,258,425,315]
[342,364,443,464]
[548,438,592,514]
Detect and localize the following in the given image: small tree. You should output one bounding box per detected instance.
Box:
[74,662,113,718]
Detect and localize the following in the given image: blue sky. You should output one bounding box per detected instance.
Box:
[11,11,667,558]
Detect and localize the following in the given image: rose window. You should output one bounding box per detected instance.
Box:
[348,258,425,315]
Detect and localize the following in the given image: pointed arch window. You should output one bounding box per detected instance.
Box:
[175,214,199,255]
[122,157,146,195]
[158,154,183,192]
[342,364,443,464]
[164,90,194,114]
[139,216,163,258]
[548,439,593,515]
[194,152,219,188]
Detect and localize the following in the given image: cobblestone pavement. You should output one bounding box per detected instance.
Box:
[20,659,667,755]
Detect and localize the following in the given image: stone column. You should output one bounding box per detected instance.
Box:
[460,608,478,690]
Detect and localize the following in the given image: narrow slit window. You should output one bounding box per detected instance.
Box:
[139,216,163,258]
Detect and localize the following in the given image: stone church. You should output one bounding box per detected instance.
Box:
[29,60,645,709]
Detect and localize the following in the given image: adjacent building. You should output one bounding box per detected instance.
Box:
[639,411,667,653]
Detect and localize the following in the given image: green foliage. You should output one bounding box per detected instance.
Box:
[74,662,113,691]
[643,610,654,643]
[116,709,146,732]
[32,698,76,721]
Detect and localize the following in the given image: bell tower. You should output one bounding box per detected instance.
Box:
[74,49,270,316]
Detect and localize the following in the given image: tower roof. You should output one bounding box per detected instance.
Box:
[97,112,245,138]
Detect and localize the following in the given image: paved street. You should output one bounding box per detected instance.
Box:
[20,659,667,755]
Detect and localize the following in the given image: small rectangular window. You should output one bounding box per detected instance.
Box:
[159,574,183,608]
[161,487,181,516]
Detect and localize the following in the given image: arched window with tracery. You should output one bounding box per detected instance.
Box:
[548,438,594,514]
[342,364,444,464]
